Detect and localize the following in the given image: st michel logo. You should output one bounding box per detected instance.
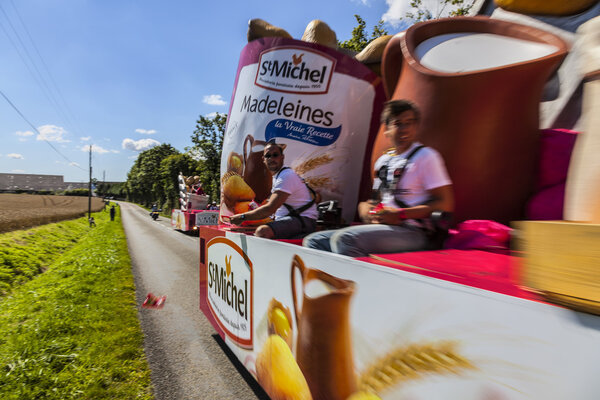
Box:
[291,53,304,65]
[255,46,336,94]
[206,237,253,348]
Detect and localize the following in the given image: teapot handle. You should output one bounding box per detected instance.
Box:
[381,32,406,99]
[290,254,306,326]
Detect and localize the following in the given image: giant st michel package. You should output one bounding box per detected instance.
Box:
[220,37,385,223]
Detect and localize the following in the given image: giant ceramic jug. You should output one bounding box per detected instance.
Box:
[291,255,356,400]
[243,134,272,203]
[374,16,568,224]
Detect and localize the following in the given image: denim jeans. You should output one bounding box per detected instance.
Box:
[267,215,316,239]
[303,223,428,257]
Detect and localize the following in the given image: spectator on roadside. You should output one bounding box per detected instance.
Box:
[89,216,96,227]
[110,205,116,221]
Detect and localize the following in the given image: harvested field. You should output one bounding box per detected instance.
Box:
[0,194,105,233]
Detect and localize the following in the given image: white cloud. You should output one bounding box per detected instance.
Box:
[36,124,70,143]
[11,169,25,173]
[383,0,466,26]
[16,130,34,142]
[135,129,157,135]
[351,0,371,5]
[204,112,218,119]
[80,136,91,141]
[7,153,24,159]
[122,138,160,152]
[81,144,120,154]
[203,94,227,106]
[70,162,80,167]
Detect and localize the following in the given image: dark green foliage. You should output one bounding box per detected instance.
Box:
[63,188,90,197]
[190,112,227,202]
[159,153,202,212]
[126,143,179,206]
[338,15,388,53]
[95,182,127,199]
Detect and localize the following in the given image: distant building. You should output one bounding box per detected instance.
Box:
[0,173,89,192]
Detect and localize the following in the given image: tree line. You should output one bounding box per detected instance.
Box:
[105,113,227,211]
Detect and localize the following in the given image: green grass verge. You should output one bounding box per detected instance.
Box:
[0,216,94,296]
[0,207,153,399]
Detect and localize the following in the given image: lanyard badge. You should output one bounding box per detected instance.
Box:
[377,160,408,198]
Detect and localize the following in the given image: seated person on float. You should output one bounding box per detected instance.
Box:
[229,140,318,239]
[303,99,454,257]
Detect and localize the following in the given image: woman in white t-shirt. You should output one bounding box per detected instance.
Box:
[303,100,454,257]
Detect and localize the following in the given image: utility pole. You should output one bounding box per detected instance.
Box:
[88,145,92,221]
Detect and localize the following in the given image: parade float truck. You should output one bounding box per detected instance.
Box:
[170,173,219,233]
[198,10,600,400]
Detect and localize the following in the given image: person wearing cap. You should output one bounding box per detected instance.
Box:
[229,140,318,239]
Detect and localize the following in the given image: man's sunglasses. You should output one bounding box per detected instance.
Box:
[263,152,281,159]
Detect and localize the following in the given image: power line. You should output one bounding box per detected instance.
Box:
[0,2,84,138]
[0,89,87,172]
[8,0,87,138]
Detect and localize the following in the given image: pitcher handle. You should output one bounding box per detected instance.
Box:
[243,134,254,166]
[381,32,405,99]
[291,254,306,326]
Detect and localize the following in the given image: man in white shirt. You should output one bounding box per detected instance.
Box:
[303,99,454,256]
[229,140,318,239]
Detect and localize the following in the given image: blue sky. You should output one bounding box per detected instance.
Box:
[0,0,439,183]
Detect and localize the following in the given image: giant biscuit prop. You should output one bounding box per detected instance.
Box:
[495,0,599,16]
[247,18,392,76]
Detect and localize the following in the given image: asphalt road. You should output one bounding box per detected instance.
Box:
[119,202,269,400]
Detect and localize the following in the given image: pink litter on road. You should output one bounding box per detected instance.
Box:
[142,293,167,309]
